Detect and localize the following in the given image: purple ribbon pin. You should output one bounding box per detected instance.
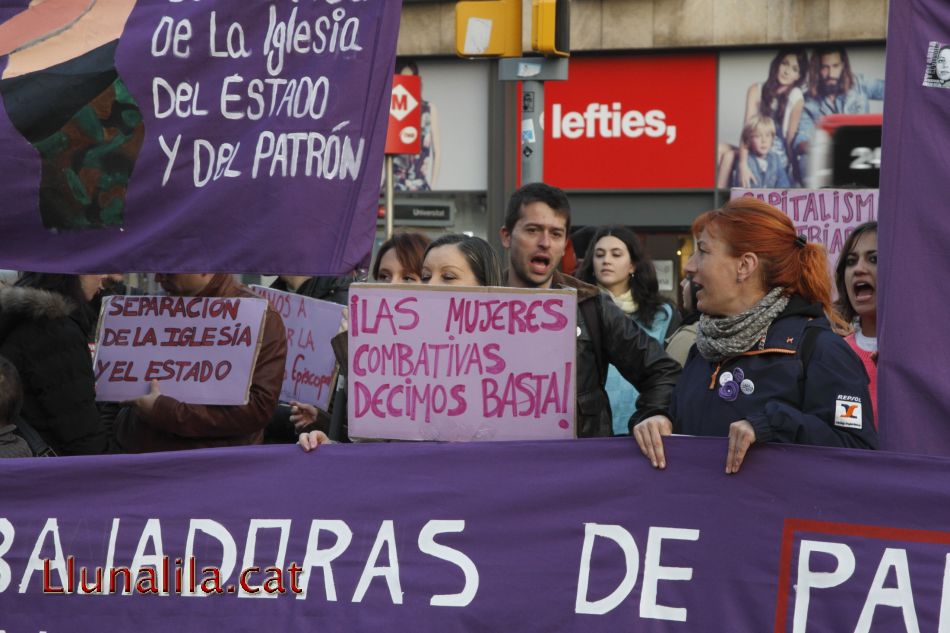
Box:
[719,381,739,401]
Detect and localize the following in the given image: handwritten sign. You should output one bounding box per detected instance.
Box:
[251,286,344,410]
[731,188,878,274]
[93,295,267,405]
[0,2,401,275]
[347,284,578,441]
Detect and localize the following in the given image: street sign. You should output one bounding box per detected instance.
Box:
[385,75,422,155]
[376,200,456,227]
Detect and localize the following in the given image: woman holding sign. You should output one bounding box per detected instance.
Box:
[632,198,876,473]
[0,273,114,455]
[298,234,501,451]
[421,234,502,287]
[297,232,432,450]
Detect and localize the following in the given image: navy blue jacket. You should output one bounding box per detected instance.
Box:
[671,297,877,449]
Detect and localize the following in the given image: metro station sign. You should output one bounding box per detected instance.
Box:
[385,75,422,155]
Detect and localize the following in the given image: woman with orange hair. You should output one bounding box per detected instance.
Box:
[633,198,876,473]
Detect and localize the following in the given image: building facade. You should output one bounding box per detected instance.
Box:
[386,0,889,292]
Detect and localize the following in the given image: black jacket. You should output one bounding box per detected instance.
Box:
[269,274,359,306]
[0,287,113,455]
[671,296,877,449]
[554,272,682,437]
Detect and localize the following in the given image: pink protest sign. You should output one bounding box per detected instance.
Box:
[93,296,267,405]
[730,188,878,275]
[347,284,577,441]
[251,286,345,410]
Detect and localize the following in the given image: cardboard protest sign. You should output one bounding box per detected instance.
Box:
[348,284,577,441]
[93,295,267,405]
[0,1,401,274]
[730,188,878,275]
[250,285,344,410]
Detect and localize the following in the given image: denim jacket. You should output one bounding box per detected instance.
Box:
[794,73,885,149]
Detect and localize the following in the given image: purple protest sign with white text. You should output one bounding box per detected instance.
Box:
[877,0,950,454]
[0,0,401,274]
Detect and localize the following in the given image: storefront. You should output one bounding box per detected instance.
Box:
[382,45,885,297]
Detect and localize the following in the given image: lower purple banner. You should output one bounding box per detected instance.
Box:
[1,437,948,631]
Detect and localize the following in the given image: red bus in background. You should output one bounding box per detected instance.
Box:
[807,113,883,188]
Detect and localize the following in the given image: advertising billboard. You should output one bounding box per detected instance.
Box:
[717,47,886,189]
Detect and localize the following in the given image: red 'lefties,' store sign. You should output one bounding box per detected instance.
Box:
[543,55,716,189]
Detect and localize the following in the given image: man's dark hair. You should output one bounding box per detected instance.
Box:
[809,46,854,98]
[504,182,572,235]
[0,356,23,425]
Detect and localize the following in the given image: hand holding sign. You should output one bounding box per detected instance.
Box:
[289,401,318,432]
[123,380,163,414]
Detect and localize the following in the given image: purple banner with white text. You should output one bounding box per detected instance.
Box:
[878,0,950,455]
[0,0,401,274]
[1,438,949,631]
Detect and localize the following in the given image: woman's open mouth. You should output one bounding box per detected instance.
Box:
[852,281,875,302]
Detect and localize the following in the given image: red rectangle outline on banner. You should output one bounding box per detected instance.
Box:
[773,518,950,633]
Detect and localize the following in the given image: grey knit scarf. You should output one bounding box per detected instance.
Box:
[696,287,789,362]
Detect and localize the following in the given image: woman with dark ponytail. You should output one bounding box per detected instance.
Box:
[633,198,876,473]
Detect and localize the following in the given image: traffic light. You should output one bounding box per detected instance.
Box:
[532,0,570,57]
[455,0,522,58]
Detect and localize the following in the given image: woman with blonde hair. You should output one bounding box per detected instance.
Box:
[633,198,876,473]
